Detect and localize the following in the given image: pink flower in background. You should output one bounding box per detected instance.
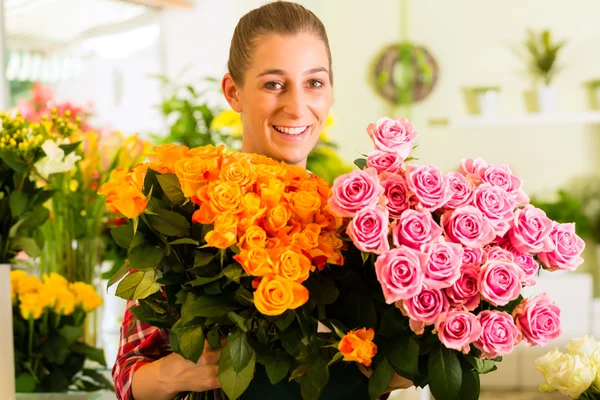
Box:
[374,246,428,303]
[508,205,555,254]
[459,158,489,177]
[435,310,482,354]
[393,209,443,249]
[367,150,404,174]
[380,173,411,219]
[485,246,515,263]
[507,248,539,286]
[472,183,517,237]
[367,117,417,158]
[538,223,585,271]
[441,206,496,248]
[347,205,390,255]
[445,266,481,311]
[329,168,384,218]
[461,247,485,269]
[474,310,522,359]
[405,164,451,211]
[478,260,524,307]
[421,242,464,289]
[398,288,449,335]
[445,172,475,209]
[480,164,529,206]
[513,293,561,347]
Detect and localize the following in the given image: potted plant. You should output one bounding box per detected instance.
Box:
[462,86,501,116]
[521,29,567,113]
[583,79,600,110]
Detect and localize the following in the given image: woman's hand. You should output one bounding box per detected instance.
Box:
[357,363,413,393]
[133,340,223,400]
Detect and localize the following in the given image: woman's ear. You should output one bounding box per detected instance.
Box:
[222,73,242,113]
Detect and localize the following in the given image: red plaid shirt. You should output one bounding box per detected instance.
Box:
[112,301,171,400]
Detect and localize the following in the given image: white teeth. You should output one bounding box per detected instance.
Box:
[274,125,308,135]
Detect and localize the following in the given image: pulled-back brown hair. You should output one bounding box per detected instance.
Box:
[227,1,333,86]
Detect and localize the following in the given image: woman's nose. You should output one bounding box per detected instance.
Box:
[282,88,306,119]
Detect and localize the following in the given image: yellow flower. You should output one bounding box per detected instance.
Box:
[54,287,76,315]
[211,109,243,137]
[70,282,103,312]
[10,270,28,302]
[16,275,42,296]
[319,114,335,142]
[19,292,48,320]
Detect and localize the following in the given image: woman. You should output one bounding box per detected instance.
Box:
[112,2,409,399]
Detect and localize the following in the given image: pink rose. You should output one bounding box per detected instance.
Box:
[480,164,529,206]
[367,150,404,174]
[445,172,475,209]
[478,260,524,307]
[507,248,539,286]
[367,117,417,158]
[472,184,517,237]
[374,246,428,303]
[474,310,522,359]
[329,168,384,218]
[441,206,496,248]
[380,173,411,219]
[397,288,449,335]
[406,164,451,211]
[537,223,585,271]
[347,205,390,255]
[445,266,480,311]
[513,293,561,346]
[485,246,515,262]
[508,205,555,254]
[462,247,485,269]
[459,158,489,176]
[435,310,482,354]
[421,242,464,289]
[393,209,443,249]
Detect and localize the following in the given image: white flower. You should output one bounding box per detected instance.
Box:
[568,336,598,357]
[34,139,81,179]
[537,351,596,399]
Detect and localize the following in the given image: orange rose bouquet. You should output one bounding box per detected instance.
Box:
[99,144,366,399]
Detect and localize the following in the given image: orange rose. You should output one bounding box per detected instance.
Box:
[274,248,313,283]
[264,203,293,234]
[288,190,321,223]
[285,165,311,181]
[254,164,286,185]
[234,248,274,277]
[98,168,128,197]
[291,224,321,250]
[253,274,308,316]
[250,153,280,166]
[220,156,256,188]
[205,214,238,249]
[105,181,148,219]
[260,179,285,207]
[315,207,344,231]
[149,144,189,174]
[174,157,217,197]
[238,192,266,232]
[207,181,244,215]
[129,163,148,191]
[338,328,378,367]
[239,226,267,250]
[186,144,225,161]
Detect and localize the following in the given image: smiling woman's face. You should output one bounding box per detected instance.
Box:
[223,32,333,167]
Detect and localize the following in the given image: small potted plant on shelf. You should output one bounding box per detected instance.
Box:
[520,28,567,113]
[583,79,600,110]
[462,86,501,116]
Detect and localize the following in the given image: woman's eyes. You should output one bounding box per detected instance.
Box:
[263,79,324,90]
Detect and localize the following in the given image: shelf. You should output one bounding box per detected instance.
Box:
[429,111,600,127]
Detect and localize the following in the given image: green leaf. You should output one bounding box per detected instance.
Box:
[378,307,407,337]
[30,189,54,208]
[388,335,420,379]
[265,349,290,385]
[361,251,370,265]
[41,370,70,392]
[428,345,462,400]
[208,326,221,349]
[148,209,190,237]
[229,330,254,373]
[354,158,367,170]
[297,353,329,400]
[227,311,249,333]
[188,275,221,286]
[59,141,81,156]
[327,352,343,367]
[41,335,70,364]
[130,302,170,329]
[111,224,134,249]
[115,270,162,300]
[59,325,83,345]
[194,252,216,267]
[464,354,497,374]
[273,310,296,331]
[0,149,27,173]
[223,263,244,283]
[172,319,205,363]
[15,373,36,393]
[183,294,239,318]
[458,364,480,400]
[219,341,255,399]
[107,260,130,290]
[130,244,164,271]
[81,368,114,390]
[72,342,107,366]
[368,358,395,400]
[156,173,185,205]
[169,238,200,246]
[9,190,28,217]
[13,237,40,258]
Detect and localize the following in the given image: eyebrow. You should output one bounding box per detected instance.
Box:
[256,67,329,78]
